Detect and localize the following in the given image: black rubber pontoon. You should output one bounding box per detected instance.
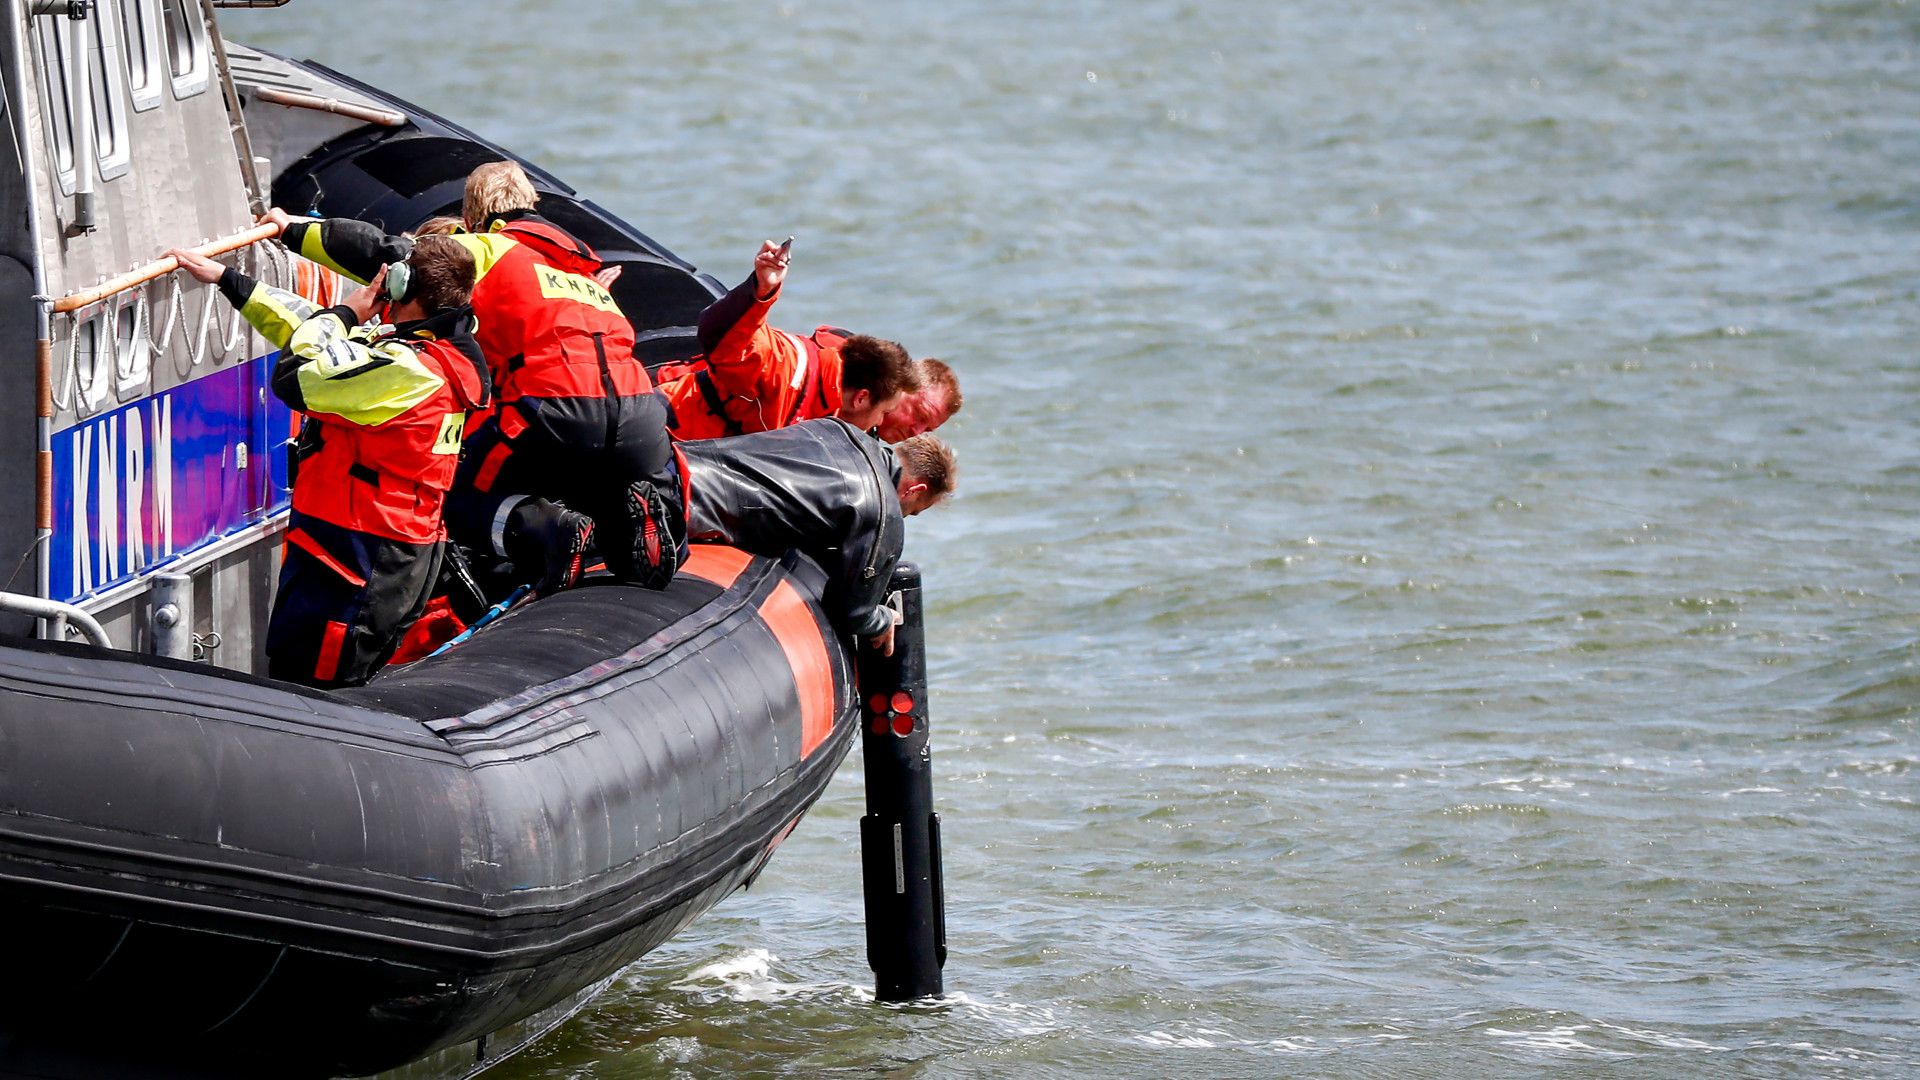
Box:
[0,549,857,1077]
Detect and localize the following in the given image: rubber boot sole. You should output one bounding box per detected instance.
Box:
[619,481,679,590]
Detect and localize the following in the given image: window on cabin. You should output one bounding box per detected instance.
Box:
[119,0,161,112]
[160,0,207,99]
[34,10,134,189]
[88,7,131,179]
[33,18,76,190]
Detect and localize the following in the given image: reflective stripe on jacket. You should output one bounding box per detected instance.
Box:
[224,267,488,544]
[284,214,650,406]
[657,274,847,441]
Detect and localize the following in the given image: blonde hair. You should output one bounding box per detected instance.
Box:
[463,161,538,229]
[895,434,956,501]
[410,215,465,237]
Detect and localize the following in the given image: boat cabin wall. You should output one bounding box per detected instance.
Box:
[28,2,258,321]
[8,1,291,672]
[0,5,44,638]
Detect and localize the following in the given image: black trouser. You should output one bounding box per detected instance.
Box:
[445,391,674,569]
[267,511,442,688]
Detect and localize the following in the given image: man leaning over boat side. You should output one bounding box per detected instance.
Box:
[167,241,488,688]
[674,419,956,656]
[255,160,677,600]
[654,239,963,443]
[879,356,963,443]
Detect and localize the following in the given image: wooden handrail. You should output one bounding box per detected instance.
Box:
[251,86,406,128]
[52,222,281,314]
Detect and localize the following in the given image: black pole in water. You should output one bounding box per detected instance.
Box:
[857,563,946,1001]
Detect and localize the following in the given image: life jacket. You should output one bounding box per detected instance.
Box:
[460,215,652,404]
[290,328,488,544]
[662,325,849,441]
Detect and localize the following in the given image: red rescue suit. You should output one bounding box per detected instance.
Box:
[463,216,653,403]
[215,264,488,687]
[282,214,652,404]
[283,328,487,543]
[656,273,852,441]
[281,213,676,586]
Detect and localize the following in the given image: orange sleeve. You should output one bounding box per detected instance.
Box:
[704,286,785,401]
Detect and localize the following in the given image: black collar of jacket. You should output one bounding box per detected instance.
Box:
[393,305,491,408]
[824,416,903,484]
[393,304,474,343]
[481,208,538,231]
[482,210,597,263]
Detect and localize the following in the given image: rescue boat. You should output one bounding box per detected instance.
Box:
[0,5,938,1078]
[0,550,856,1078]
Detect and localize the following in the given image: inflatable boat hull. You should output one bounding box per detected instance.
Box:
[0,548,856,1077]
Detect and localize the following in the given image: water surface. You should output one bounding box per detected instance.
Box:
[230,3,1920,1076]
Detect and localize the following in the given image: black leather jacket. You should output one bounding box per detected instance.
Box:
[679,418,905,637]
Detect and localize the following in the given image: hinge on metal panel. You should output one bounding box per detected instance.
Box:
[28,2,89,20]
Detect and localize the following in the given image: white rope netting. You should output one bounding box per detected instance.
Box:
[51,239,299,418]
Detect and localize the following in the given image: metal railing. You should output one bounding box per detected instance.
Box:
[250,86,405,128]
[53,222,280,314]
[0,590,112,648]
[46,224,297,420]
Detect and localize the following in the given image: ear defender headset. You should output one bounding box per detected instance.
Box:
[381,260,413,304]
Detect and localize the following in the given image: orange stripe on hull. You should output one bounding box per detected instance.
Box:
[758,579,835,759]
[679,545,753,589]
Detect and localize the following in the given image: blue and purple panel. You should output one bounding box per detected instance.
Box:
[51,354,293,603]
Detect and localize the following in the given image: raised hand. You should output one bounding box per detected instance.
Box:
[341,265,388,324]
[753,237,792,297]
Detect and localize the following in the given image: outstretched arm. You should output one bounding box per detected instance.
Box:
[169,247,321,350]
[832,513,901,646]
[839,555,898,645]
[865,605,901,657]
[695,238,792,354]
[259,208,411,286]
[175,246,440,425]
[752,237,790,297]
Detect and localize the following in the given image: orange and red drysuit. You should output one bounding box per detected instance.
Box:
[215,265,488,687]
[655,273,855,441]
[283,213,675,586]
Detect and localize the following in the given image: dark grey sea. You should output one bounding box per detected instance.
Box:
[229,2,1920,1076]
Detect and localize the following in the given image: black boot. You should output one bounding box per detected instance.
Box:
[601,480,680,590]
[503,499,595,597]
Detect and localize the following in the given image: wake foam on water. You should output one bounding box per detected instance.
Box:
[929,991,1068,1038]
[1474,774,1576,792]
[1483,1025,1633,1058]
[666,950,1067,1038]
[1592,1020,1728,1053]
[668,948,850,1004]
[1747,1040,1907,1065]
[1136,1027,1392,1057]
